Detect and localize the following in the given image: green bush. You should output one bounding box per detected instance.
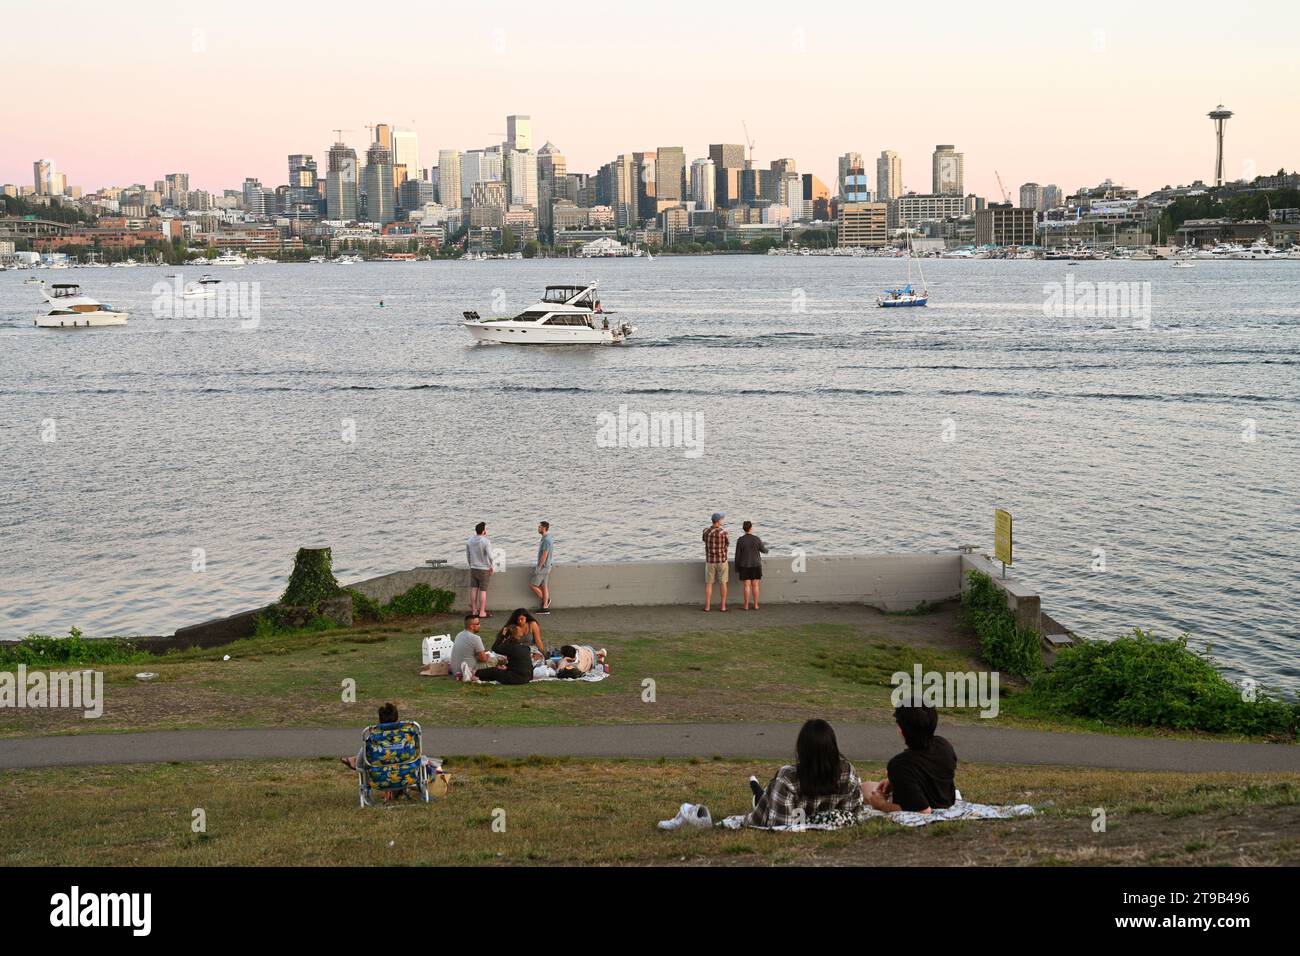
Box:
[279,547,344,608]
[0,628,150,666]
[960,571,1042,677]
[348,584,456,623]
[1023,629,1298,737]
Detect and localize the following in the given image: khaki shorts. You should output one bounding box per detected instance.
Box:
[705,562,728,585]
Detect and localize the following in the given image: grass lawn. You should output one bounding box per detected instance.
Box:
[1,757,1296,866]
[2,602,1294,743]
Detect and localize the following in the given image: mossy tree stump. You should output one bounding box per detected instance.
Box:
[275,547,353,628]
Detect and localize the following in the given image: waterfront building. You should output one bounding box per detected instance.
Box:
[838,201,888,247]
[931,145,964,195]
[975,204,1036,246]
[894,192,967,227]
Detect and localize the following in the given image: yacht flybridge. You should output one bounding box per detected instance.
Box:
[462,282,635,345]
[35,283,128,328]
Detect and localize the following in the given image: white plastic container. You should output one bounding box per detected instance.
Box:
[421,634,453,666]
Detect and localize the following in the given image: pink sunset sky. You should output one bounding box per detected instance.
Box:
[4,0,1298,197]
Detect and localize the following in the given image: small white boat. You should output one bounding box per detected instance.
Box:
[35,283,128,328]
[1172,261,1195,269]
[211,251,248,266]
[182,275,221,299]
[24,276,43,285]
[463,282,634,345]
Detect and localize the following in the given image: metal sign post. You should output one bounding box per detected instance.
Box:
[994,508,1013,578]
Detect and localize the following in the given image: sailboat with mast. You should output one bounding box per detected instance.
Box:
[877,230,929,308]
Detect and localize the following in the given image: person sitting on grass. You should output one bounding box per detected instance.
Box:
[340,701,443,799]
[744,718,864,827]
[475,626,534,685]
[508,608,545,656]
[860,704,958,814]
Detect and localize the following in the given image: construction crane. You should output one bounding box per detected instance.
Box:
[994,170,1011,204]
[331,128,352,144]
[742,121,756,168]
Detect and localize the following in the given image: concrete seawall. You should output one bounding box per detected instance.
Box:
[347,553,964,614]
[168,551,1067,648]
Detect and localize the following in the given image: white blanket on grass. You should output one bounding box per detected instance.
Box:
[530,666,608,683]
[720,800,1037,831]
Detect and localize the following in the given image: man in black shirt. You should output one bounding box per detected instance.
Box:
[862,705,958,813]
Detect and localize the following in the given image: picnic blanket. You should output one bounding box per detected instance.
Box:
[720,800,1036,831]
[530,666,608,683]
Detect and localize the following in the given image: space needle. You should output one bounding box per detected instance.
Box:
[1208,104,1233,187]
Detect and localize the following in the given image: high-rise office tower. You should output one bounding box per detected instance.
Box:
[362,140,395,224]
[537,141,566,231]
[326,141,359,221]
[508,149,538,208]
[286,154,320,219]
[709,144,745,208]
[1019,182,1044,211]
[391,130,420,186]
[633,152,655,222]
[840,158,869,203]
[876,150,902,202]
[690,158,715,210]
[33,159,54,195]
[373,123,393,152]
[655,147,686,203]
[461,147,503,201]
[837,152,863,199]
[506,115,532,153]
[612,154,639,228]
[437,150,462,209]
[932,145,964,195]
[165,172,190,208]
[1042,184,1062,210]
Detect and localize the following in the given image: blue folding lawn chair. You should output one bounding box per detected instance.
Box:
[356,720,434,807]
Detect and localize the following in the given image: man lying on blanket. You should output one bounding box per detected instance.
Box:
[861,704,958,813]
[553,644,607,679]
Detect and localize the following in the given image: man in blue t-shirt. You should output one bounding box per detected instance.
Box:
[529,520,554,614]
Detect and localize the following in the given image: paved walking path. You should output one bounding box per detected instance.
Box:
[1,722,1295,772]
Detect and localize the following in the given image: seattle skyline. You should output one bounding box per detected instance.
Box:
[4,0,1299,196]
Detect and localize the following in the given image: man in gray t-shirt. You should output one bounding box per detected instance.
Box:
[449,615,491,680]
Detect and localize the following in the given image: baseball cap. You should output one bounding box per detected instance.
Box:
[711,512,725,522]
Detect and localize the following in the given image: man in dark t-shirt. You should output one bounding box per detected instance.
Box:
[862,705,958,813]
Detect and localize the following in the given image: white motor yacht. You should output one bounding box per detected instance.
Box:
[182,275,221,300]
[35,283,128,328]
[1232,239,1281,260]
[211,251,248,266]
[463,283,634,345]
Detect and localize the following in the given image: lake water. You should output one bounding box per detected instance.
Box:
[2,256,1297,692]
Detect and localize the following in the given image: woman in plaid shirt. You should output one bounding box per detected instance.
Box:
[745,719,864,827]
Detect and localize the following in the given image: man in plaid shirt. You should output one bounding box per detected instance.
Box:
[702,511,730,612]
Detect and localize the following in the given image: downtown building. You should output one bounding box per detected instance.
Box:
[326,141,359,221]
[709,143,745,208]
[838,201,888,247]
[876,150,902,203]
[362,140,395,224]
[931,145,964,196]
[975,204,1037,246]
